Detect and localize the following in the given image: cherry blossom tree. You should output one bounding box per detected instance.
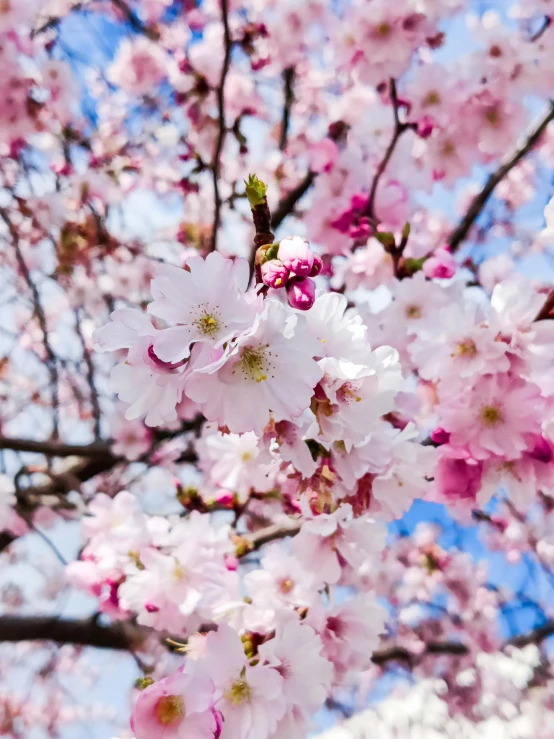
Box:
[3,0,554,737]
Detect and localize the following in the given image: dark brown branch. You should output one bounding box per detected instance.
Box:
[371,640,468,665]
[535,288,554,321]
[448,102,554,253]
[279,67,295,151]
[0,437,112,458]
[110,0,160,39]
[0,615,146,651]
[210,0,232,252]
[271,171,315,231]
[3,612,553,667]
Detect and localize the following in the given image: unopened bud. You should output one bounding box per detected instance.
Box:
[261,259,290,288]
[278,235,314,276]
[286,277,316,311]
[309,254,323,277]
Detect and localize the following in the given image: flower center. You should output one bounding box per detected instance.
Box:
[441,140,455,157]
[481,404,503,427]
[194,311,221,337]
[226,678,252,706]
[0,0,11,13]
[337,382,362,404]
[485,108,501,128]
[406,305,421,319]
[155,695,184,726]
[238,346,270,382]
[279,578,294,594]
[453,339,477,358]
[173,561,188,582]
[424,90,441,107]
[376,22,392,38]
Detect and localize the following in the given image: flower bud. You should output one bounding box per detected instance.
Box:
[261,258,289,288]
[423,248,456,279]
[351,192,369,212]
[286,277,316,311]
[309,254,323,277]
[417,114,436,139]
[431,427,450,445]
[278,235,314,276]
[214,489,235,508]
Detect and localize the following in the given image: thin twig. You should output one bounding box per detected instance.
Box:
[531,15,551,42]
[535,288,554,321]
[448,101,554,253]
[366,79,412,222]
[110,0,160,39]
[74,309,102,440]
[0,208,60,438]
[210,0,232,252]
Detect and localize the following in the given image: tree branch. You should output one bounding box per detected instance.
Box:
[535,288,554,321]
[279,67,295,151]
[243,519,301,552]
[0,437,113,458]
[448,101,554,252]
[210,0,232,252]
[271,171,316,231]
[0,616,146,651]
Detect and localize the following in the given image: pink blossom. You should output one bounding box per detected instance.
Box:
[186,301,322,434]
[202,625,286,739]
[131,664,218,739]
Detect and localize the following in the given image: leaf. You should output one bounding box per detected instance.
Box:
[244,173,267,207]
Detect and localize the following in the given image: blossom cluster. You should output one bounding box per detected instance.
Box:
[4,0,554,737]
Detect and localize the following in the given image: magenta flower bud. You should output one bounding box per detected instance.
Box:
[417,114,436,139]
[261,258,290,288]
[349,219,371,240]
[278,235,314,276]
[528,435,554,464]
[330,210,354,234]
[309,254,323,277]
[423,248,457,279]
[286,277,316,311]
[215,489,235,507]
[224,553,239,571]
[351,192,369,212]
[431,427,450,445]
